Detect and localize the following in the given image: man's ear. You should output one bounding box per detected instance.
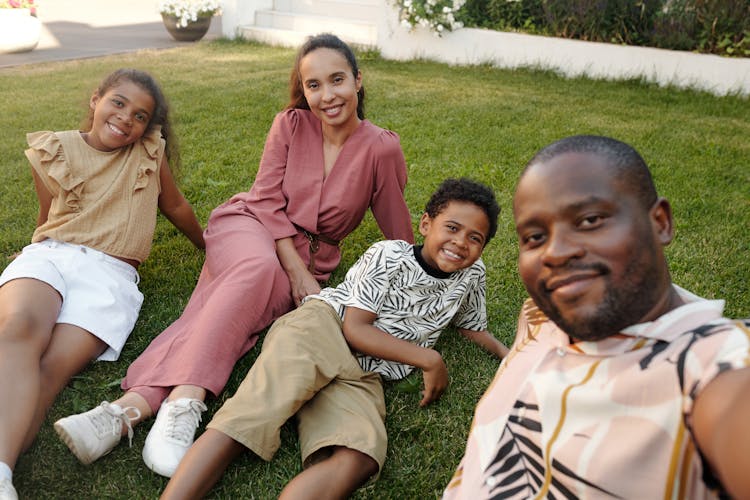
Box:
[418,212,431,238]
[650,197,674,246]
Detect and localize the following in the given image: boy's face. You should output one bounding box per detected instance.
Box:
[419,201,489,273]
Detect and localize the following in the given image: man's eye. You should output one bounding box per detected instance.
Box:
[522,233,544,247]
[579,215,604,228]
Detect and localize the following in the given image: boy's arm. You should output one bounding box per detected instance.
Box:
[157,157,205,250]
[342,305,448,407]
[458,328,509,359]
[691,366,750,498]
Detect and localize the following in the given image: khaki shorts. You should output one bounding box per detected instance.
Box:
[208,299,387,471]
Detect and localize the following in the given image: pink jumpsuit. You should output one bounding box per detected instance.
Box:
[121,109,414,411]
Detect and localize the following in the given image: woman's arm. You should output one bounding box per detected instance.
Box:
[275,237,320,306]
[157,157,205,249]
[343,306,447,407]
[369,133,414,243]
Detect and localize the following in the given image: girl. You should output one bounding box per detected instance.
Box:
[55,34,414,479]
[0,68,204,499]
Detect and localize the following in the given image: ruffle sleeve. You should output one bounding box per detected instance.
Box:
[134,125,164,192]
[27,131,84,212]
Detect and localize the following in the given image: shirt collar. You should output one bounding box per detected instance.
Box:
[563,285,725,355]
[620,285,725,342]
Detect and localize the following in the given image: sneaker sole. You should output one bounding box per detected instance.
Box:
[53,420,100,465]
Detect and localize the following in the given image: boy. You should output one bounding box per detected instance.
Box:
[162,178,509,499]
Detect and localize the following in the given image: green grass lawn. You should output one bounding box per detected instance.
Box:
[1,39,748,499]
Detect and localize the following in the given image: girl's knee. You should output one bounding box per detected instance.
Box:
[0,306,52,348]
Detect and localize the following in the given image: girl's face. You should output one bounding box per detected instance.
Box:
[299,47,362,134]
[85,80,155,152]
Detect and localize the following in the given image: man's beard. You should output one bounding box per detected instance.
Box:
[530,253,662,342]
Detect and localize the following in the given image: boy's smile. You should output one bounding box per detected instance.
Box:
[419,201,489,274]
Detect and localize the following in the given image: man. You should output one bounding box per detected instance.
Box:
[443,135,750,499]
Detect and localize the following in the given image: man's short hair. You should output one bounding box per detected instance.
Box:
[523,135,658,210]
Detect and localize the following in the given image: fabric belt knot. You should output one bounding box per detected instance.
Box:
[299,228,339,273]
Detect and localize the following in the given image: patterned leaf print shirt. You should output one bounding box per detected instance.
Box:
[443,287,750,499]
[306,239,488,381]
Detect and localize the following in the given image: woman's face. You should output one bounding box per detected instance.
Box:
[298,47,362,134]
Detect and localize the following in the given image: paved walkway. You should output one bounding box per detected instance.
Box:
[0,0,222,69]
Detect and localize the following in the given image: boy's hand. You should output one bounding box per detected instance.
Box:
[420,350,448,407]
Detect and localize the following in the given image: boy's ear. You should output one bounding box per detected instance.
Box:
[418,212,431,237]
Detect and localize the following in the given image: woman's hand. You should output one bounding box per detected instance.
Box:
[276,237,321,306]
[287,267,321,306]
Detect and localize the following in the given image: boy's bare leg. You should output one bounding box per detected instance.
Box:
[279,446,378,500]
[161,429,245,499]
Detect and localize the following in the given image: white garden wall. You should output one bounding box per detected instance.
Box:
[221,0,750,97]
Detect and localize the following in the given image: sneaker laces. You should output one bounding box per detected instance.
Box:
[164,400,208,446]
[95,401,142,447]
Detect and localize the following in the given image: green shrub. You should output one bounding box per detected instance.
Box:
[458,0,749,56]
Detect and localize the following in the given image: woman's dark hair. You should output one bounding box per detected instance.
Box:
[81,68,180,171]
[287,33,365,120]
[425,177,500,244]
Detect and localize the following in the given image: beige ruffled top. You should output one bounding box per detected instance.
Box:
[25,127,165,264]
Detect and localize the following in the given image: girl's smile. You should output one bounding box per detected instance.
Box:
[84,80,155,152]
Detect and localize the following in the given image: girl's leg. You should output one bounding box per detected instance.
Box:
[160,429,245,500]
[279,447,378,500]
[21,323,107,451]
[0,279,61,468]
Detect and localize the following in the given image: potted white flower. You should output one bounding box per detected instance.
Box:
[0,0,41,53]
[158,0,221,42]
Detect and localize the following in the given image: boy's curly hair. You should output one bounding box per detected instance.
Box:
[425,178,500,244]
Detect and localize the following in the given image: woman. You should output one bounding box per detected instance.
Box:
[54,33,414,479]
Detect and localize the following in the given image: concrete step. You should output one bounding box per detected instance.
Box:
[247,10,377,46]
[273,0,381,21]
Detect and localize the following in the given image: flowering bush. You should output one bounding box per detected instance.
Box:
[158,0,220,28]
[0,0,33,7]
[0,0,35,15]
[392,0,465,36]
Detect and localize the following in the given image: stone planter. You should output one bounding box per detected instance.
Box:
[0,8,41,54]
[161,13,212,42]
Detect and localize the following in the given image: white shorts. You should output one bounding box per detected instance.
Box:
[0,240,143,361]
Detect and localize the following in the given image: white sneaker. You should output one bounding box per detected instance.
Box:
[0,477,17,500]
[54,401,141,465]
[142,398,207,478]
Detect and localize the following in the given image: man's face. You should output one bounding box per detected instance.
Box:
[513,152,672,341]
